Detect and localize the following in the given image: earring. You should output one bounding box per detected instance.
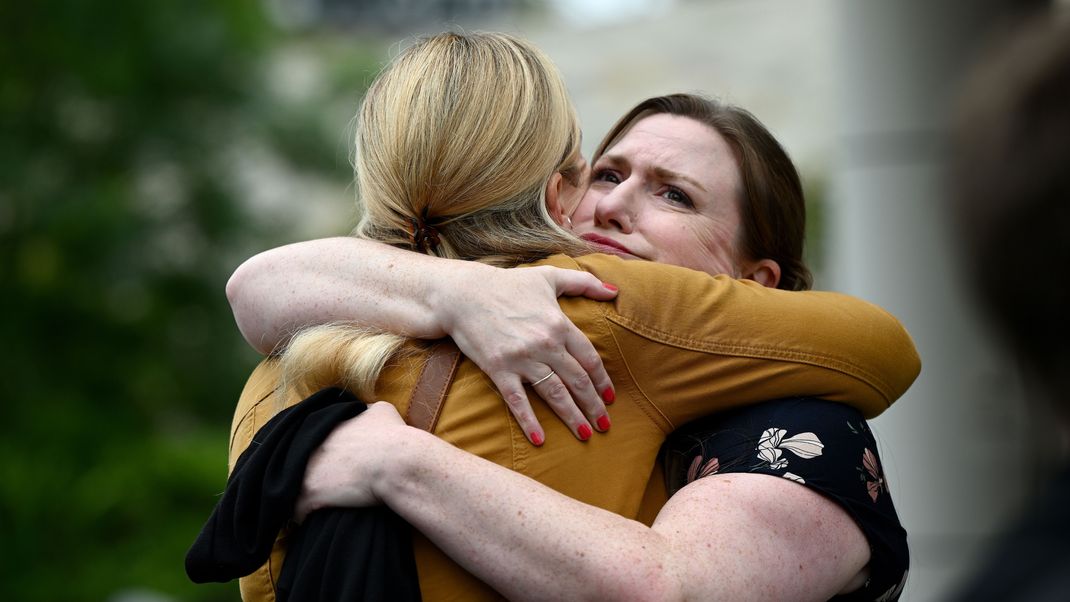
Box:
[564,215,574,230]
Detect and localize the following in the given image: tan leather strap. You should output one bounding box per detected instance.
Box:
[406,341,462,432]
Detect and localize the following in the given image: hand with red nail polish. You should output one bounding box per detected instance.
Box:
[596,415,611,432]
[577,424,593,441]
[602,387,616,404]
[436,264,617,445]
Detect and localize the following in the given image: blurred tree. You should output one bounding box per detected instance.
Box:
[0,1,377,599]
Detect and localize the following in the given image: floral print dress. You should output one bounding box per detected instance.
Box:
[661,397,909,601]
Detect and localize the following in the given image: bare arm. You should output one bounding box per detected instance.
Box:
[227,238,452,354]
[226,237,619,442]
[299,402,869,602]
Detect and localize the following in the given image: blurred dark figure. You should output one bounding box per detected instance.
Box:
[948,9,1070,601]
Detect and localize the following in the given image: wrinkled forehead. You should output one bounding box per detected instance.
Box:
[593,109,658,161]
[601,114,743,194]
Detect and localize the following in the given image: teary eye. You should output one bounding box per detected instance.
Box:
[663,187,693,208]
[593,169,621,184]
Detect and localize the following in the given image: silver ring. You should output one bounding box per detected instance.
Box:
[530,370,556,387]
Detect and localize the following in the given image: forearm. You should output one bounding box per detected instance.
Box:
[380,436,866,601]
[377,429,680,602]
[226,237,489,353]
[568,255,920,420]
[228,244,617,438]
[300,404,867,601]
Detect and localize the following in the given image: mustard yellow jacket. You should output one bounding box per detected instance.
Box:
[228,253,921,601]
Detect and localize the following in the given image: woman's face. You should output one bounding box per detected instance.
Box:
[570,114,747,278]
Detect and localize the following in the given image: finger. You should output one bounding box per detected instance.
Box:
[491,373,546,446]
[563,325,616,408]
[539,266,619,301]
[531,372,595,441]
[543,350,609,432]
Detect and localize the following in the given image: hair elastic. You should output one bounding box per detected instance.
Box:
[407,208,443,254]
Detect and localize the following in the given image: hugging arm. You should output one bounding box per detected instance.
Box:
[566,255,921,421]
[299,402,870,602]
[226,237,618,442]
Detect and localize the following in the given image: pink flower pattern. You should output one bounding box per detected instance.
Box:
[686,455,720,484]
[862,447,885,502]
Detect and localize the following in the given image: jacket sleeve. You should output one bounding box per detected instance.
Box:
[562,254,920,427]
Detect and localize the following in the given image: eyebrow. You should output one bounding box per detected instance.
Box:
[652,166,708,194]
[599,152,709,194]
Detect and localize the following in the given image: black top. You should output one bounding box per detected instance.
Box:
[662,397,909,601]
[185,387,422,601]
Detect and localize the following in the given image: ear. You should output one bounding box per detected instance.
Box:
[741,258,781,288]
[545,172,566,226]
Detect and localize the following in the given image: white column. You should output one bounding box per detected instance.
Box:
[828,0,1039,599]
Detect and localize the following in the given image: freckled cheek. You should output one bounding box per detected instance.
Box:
[680,224,739,277]
[653,225,708,272]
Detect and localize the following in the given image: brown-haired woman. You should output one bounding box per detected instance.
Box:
[223,33,917,601]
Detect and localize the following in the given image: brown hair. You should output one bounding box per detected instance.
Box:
[594,94,813,291]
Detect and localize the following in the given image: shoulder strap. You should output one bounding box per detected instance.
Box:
[406,341,462,432]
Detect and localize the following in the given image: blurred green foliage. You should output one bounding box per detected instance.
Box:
[0,1,380,599]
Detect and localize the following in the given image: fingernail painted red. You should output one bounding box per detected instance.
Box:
[601,387,616,404]
[577,424,592,441]
[602,282,618,292]
[596,415,611,431]
[530,432,544,446]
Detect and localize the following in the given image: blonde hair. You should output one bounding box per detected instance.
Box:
[280,32,587,399]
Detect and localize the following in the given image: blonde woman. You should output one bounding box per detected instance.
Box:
[224,33,919,600]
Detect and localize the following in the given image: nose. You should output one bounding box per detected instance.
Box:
[593,179,639,233]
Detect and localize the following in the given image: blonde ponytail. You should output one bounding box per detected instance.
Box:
[280,32,585,401]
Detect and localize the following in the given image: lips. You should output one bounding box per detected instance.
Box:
[580,233,638,259]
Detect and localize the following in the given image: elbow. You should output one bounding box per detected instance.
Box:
[224,259,247,314]
[883,316,923,402]
[226,253,274,355]
[853,304,923,415]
